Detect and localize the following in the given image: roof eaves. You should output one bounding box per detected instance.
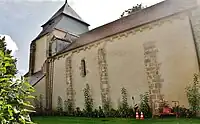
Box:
[55,6,198,57]
[32,74,46,87]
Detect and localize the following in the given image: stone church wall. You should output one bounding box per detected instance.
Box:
[106,13,198,111]
[52,56,67,110]
[34,35,48,73]
[52,44,103,110]
[32,77,46,111]
[50,13,198,111]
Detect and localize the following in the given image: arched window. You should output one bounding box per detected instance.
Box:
[81,59,87,77]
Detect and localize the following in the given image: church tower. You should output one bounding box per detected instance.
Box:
[28,0,89,76]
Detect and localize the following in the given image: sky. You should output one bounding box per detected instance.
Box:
[0,0,164,76]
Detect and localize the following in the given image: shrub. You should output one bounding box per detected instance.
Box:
[83,84,93,117]
[108,108,116,117]
[93,109,99,118]
[186,73,200,117]
[98,106,105,118]
[172,106,193,118]
[75,107,82,117]
[64,100,68,113]
[103,101,111,117]
[57,96,63,115]
[127,107,135,118]
[65,99,74,116]
[118,87,129,118]
[139,92,152,118]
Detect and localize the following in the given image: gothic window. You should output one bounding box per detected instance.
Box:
[81,59,87,77]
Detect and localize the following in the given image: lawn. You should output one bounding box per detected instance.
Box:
[32,116,200,124]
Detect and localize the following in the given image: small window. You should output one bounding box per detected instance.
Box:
[81,59,87,77]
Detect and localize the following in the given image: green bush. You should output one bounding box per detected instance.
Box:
[57,96,63,115]
[65,99,74,116]
[186,74,200,117]
[93,109,99,117]
[83,84,93,117]
[118,87,129,118]
[74,107,82,117]
[127,107,135,118]
[98,106,105,118]
[172,106,193,118]
[139,92,152,118]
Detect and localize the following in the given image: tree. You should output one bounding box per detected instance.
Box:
[186,73,200,117]
[0,36,17,75]
[0,37,35,123]
[121,4,145,17]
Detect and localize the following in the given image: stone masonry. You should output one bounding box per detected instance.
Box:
[65,56,75,109]
[143,41,164,115]
[98,48,111,111]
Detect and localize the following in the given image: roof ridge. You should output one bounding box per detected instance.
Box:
[41,4,65,27]
[55,0,198,56]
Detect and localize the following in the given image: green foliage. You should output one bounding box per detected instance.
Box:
[57,96,63,114]
[93,109,99,117]
[0,50,35,123]
[74,107,82,117]
[121,87,129,110]
[186,73,200,117]
[103,100,111,117]
[98,106,105,118]
[83,84,93,117]
[65,99,74,116]
[172,106,193,118]
[64,100,68,113]
[121,4,145,17]
[0,36,17,75]
[139,92,151,118]
[119,87,129,117]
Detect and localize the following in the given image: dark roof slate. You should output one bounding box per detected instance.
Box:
[29,71,45,86]
[42,2,89,27]
[33,2,89,42]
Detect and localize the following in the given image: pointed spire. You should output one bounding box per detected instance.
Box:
[65,0,68,4]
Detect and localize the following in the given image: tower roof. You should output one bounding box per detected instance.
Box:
[32,1,89,42]
[42,1,89,27]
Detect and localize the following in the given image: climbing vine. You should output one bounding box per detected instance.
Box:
[57,96,63,113]
[84,84,93,117]
[140,92,151,118]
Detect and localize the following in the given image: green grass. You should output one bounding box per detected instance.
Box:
[32,116,200,124]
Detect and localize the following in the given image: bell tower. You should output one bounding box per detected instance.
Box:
[28,1,90,75]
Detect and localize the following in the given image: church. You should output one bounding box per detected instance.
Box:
[26,0,200,115]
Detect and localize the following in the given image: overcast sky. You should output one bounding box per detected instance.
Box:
[0,0,163,76]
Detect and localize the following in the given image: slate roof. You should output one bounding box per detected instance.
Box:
[33,2,89,42]
[42,2,89,27]
[29,71,45,86]
[57,0,197,55]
